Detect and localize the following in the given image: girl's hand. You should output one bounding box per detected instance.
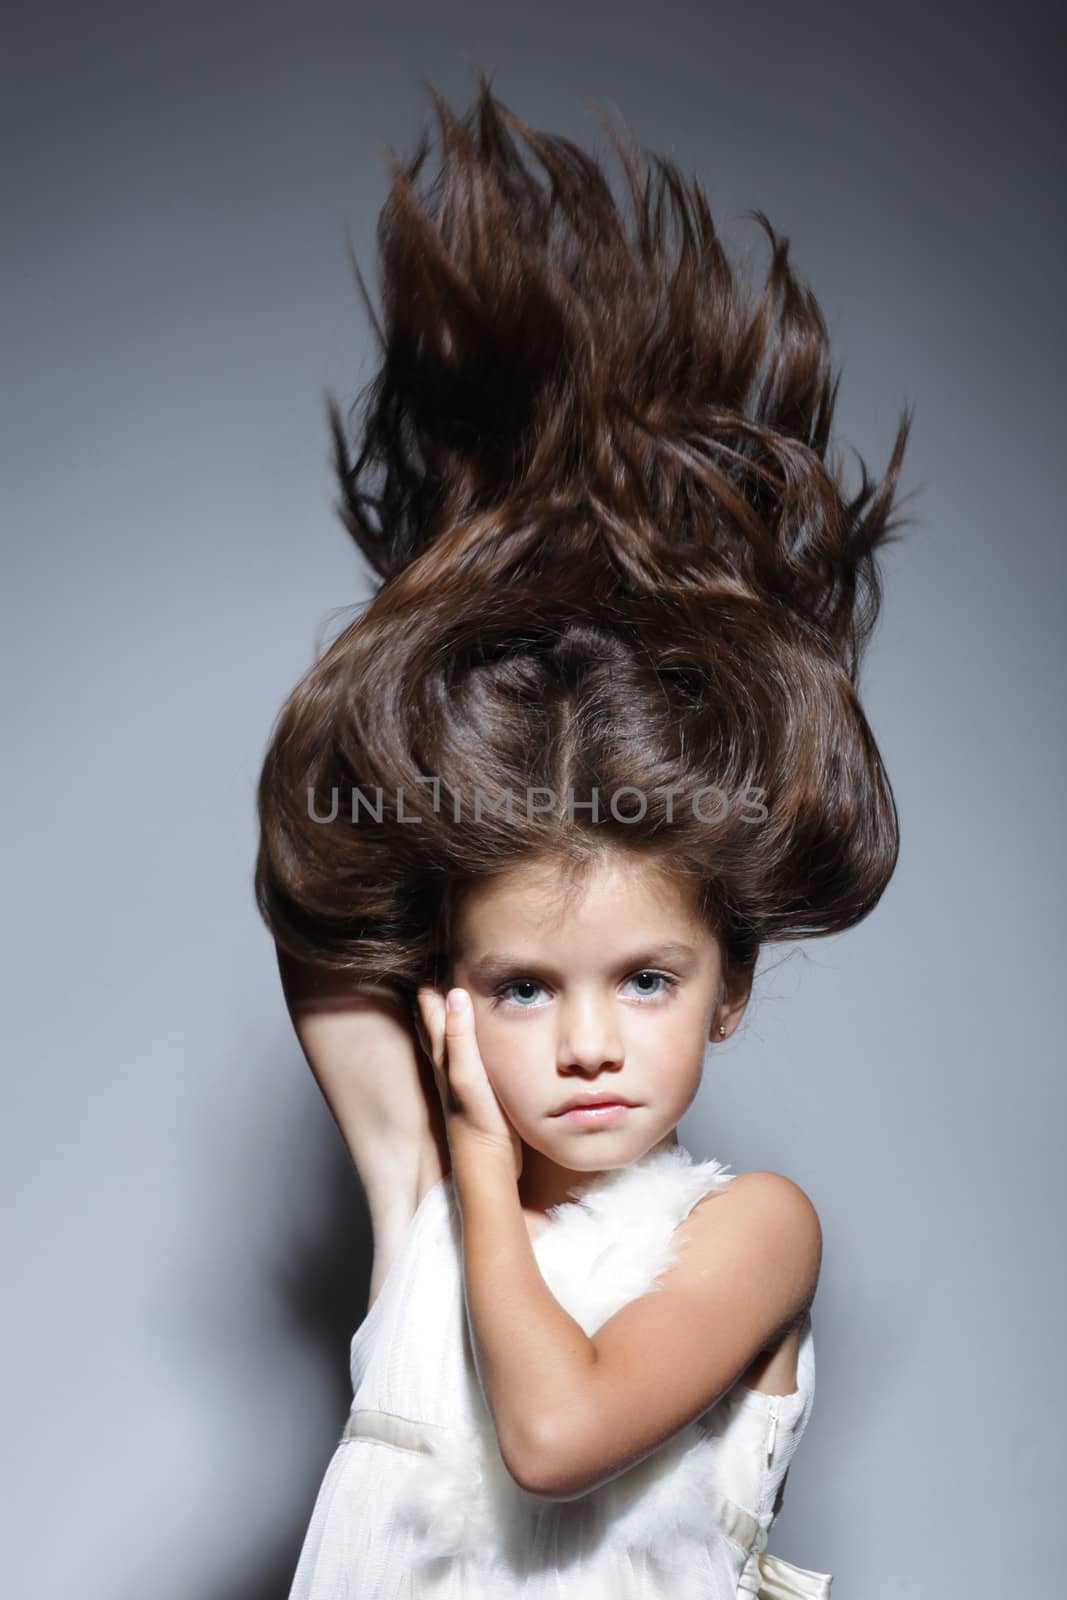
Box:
[417,986,523,1181]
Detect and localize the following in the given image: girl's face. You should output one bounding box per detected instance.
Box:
[450,850,746,1195]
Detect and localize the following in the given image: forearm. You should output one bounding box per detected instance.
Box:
[451,1139,596,1484]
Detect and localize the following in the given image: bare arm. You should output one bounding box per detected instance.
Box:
[276,948,450,1303]
[454,1149,820,1499]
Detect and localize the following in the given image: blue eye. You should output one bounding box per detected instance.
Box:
[627,971,676,1001]
[496,979,546,1008]
[491,972,678,1010]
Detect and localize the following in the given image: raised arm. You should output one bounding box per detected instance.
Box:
[276,948,449,1305]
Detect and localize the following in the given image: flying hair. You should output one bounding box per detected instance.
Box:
[254,74,918,1003]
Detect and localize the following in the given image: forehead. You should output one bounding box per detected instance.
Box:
[455,851,706,944]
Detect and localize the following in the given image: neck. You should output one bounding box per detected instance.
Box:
[517,1128,680,1218]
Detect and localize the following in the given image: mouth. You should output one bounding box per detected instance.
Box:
[551,1102,636,1127]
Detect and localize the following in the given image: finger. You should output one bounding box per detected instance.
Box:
[416,987,446,1073]
[424,986,467,1116]
[443,987,483,1088]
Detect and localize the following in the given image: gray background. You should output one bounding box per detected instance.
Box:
[4,3,1063,1595]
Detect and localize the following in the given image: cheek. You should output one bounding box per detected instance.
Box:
[643,1014,707,1090]
[476,1017,543,1106]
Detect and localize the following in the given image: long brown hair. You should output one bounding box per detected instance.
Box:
[254,76,915,1009]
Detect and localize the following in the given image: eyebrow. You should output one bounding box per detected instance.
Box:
[464,942,699,988]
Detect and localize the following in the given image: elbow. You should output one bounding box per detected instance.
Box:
[517,1461,601,1503]
[500,1428,554,1500]
[501,1418,585,1503]
[504,1422,597,1503]
[510,1462,587,1504]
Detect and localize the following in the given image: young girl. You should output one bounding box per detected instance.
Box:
[255,76,912,1599]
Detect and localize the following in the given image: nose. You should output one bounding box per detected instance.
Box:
[556,989,624,1076]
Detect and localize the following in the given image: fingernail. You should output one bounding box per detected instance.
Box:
[446,988,470,1013]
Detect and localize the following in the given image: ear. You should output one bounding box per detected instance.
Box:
[709,963,754,1043]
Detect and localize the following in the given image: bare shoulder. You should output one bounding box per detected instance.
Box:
[688,1168,823,1310]
[712,1168,822,1245]
[721,1168,822,1226]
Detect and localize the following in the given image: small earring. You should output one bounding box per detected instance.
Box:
[717,1023,726,1038]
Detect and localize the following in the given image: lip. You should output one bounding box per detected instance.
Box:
[550,1092,639,1128]
[554,1103,634,1127]
[551,1093,639,1116]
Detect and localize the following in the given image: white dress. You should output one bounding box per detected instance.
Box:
[288,1141,833,1598]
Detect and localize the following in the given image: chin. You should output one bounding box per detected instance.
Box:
[525,1126,663,1172]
